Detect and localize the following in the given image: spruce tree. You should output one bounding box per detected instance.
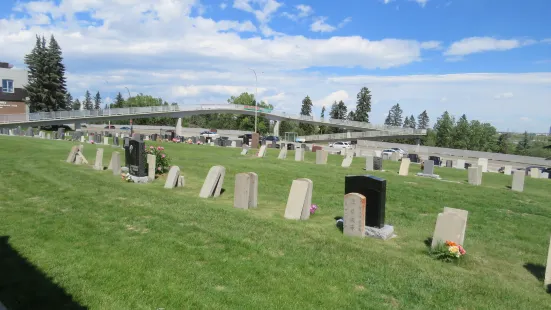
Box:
[65,93,73,111]
[47,35,67,110]
[336,100,347,119]
[353,87,371,122]
[24,36,48,112]
[417,110,430,129]
[497,133,511,154]
[408,115,416,129]
[384,112,392,126]
[403,116,411,128]
[114,92,125,108]
[386,104,403,126]
[433,111,455,147]
[319,106,327,134]
[299,96,314,134]
[452,114,470,149]
[329,101,339,119]
[72,98,81,110]
[347,110,355,120]
[84,91,93,110]
[94,91,102,110]
[516,131,530,154]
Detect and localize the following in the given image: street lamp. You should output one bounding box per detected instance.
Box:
[125,87,133,136]
[248,68,259,133]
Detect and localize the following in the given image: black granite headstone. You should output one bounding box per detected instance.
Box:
[428,156,441,166]
[407,153,419,163]
[345,175,387,228]
[373,157,383,170]
[464,162,472,169]
[243,136,249,145]
[126,139,146,177]
[287,143,295,150]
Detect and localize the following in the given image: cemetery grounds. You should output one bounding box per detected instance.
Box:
[0,136,550,309]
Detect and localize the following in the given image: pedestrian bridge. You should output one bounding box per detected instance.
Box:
[0,104,426,140]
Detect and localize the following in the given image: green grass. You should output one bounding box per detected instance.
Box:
[1,136,551,309]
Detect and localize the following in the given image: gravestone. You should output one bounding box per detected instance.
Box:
[365,155,374,171]
[446,160,453,168]
[431,211,468,248]
[344,175,386,228]
[511,170,525,192]
[80,135,85,143]
[390,152,400,161]
[341,154,353,168]
[373,157,383,171]
[530,168,540,178]
[147,154,156,181]
[504,165,512,175]
[297,178,313,220]
[199,166,226,198]
[26,128,33,137]
[127,139,146,177]
[164,166,181,189]
[178,175,185,187]
[235,140,243,148]
[57,128,65,140]
[258,145,267,157]
[407,153,419,163]
[312,145,323,153]
[442,207,468,245]
[103,137,109,145]
[284,179,311,220]
[343,193,366,237]
[382,153,390,160]
[542,172,549,179]
[240,148,249,155]
[424,160,434,175]
[251,133,260,149]
[111,152,121,175]
[287,143,295,151]
[468,166,481,185]
[295,148,304,161]
[477,158,488,172]
[248,172,258,208]
[278,147,287,159]
[477,165,483,184]
[544,236,551,292]
[66,146,79,163]
[429,156,441,166]
[231,141,236,148]
[234,173,251,209]
[94,148,104,171]
[315,150,328,165]
[399,158,411,176]
[46,133,51,139]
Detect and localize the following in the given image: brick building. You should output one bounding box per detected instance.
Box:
[0,62,28,115]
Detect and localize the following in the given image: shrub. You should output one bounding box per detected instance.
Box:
[145,145,170,174]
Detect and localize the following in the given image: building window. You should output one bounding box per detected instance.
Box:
[2,79,14,93]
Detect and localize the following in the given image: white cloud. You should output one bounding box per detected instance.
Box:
[420,41,442,50]
[310,16,352,33]
[173,85,267,97]
[220,2,227,9]
[494,92,514,99]
[445,37,535,57]
[282,4,312,21]
[314,90,349,107]
[411,0,429,7]
[233,0,281,24]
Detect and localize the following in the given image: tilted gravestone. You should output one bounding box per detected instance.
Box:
[199,166,226,198]
[431,208,468,248]
[278,147,287,159]
[126,139,146,177]
[297,178,313,220]
[66,146,79,163]
[365,155,374,171]
[240,148,249,155]
[341,154,353,168]
[164,166,181,189]
[258,145,267,157]
[511,170,525,192]
[343,193,366,237]
[315,150,328,165]
[544,236,551,292]
[93,148,104,171]
[399,158,411,176]
[284,179,312,220]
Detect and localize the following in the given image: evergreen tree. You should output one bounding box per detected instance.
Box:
[408,115,416,129]
[72,98,81,110]
[94,91,102,110]
[321,106,326,119]
[24,36,48,112]
[114,92,125,108]
[433,111,455,147]
[403,116,411,128]
[497,133,511,154]
[353,87,371,122]
[329,101,339,119]
[468,120,483,150]
[299,96,315,134]
[347,110,355,120]
[84,90,93,110]
[336,100,347,119]
[47,35,67,110]
[417,110,430,129]
[319,106,327,134]
[384,112,392,126]
[65,93,73,111]
[480,123,498,152]
[451,114,470,149]
[387,103,403,126]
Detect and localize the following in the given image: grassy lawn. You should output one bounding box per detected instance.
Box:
[1,136,551,309]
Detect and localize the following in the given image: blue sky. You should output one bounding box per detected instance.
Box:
[0,0,550,132]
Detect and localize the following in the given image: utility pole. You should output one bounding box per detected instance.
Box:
[249,68,258,133]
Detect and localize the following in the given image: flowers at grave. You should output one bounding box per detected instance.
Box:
[146,145,170,175]
[429,240,466,263]
[310,204,318,215]
[121,172,133,182]
[172,138,179,143]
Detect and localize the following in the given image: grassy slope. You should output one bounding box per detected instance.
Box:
[1,136,550,309]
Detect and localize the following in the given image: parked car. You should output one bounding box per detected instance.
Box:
[120,126,131,130]
[81,124,87,128]
[262,136,280,143]
[390,147,408,156]
[238,133,253,140]
[41,124,73,131]
[104,125,116,129]
[329,141,352,149]
[200,131,219,139]
[382,149,399,157]
[523,166,551,177]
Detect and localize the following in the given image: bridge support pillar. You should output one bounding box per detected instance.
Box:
[273,120,280,137]
[416,138,421,153]
[74,122,82,131]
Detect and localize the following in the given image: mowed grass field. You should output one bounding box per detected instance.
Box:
[1,136,551,309]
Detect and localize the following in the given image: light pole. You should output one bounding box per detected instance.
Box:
[125,87,133,136]
[248,68,258,133]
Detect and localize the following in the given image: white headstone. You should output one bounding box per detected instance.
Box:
[343,193,366,237]
[248,172,258,208]
[296,178,313,220]
[278,147,287,159]
[503,165,512,175]
[199,166,226,198]
[341,155,353,168]
[544,236,551,291]
[111,152,121,175]
[431,212,467,248]
[365,155,374,171]
[477,158,488,172]
[284,179,310,220]
[399,158,411,176]
[103,137,109,145]
[258,145,267,157]
[295,148,304,162]
[164,166,181,189]
[147,154,156,181]
[468,166,481,185]
[93,148,104,170]
[234,173,251,209]
[315,150,328,164]
[511,170,525,192]
[530,168,540,178]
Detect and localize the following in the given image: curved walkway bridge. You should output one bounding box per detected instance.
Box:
[0,104,426,142]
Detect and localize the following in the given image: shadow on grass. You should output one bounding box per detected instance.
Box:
[423,237,432,248]
[0,236,87,310]
[523,263,551,293]
[505,185,512,189]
